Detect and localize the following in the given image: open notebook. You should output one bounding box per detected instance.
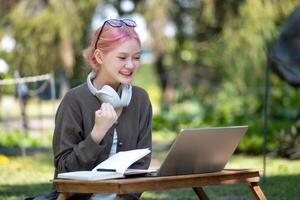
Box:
[57,148,155,180]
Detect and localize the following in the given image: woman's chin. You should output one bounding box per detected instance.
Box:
[119,76,134,84]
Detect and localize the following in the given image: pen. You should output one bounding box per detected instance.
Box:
[96,168,117,172]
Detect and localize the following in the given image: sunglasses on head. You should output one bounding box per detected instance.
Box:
[94,19,137,49]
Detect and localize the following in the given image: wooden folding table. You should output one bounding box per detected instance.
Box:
[54,169,267,200]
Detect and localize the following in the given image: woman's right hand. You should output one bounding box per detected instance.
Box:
[91,103,118,143]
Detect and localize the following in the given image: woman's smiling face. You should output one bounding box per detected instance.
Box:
[95,38,141,89]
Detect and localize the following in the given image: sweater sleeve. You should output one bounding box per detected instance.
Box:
[53,92,105,174]
[130,93,152,169]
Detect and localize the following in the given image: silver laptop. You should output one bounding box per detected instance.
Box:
[156,126,248,176]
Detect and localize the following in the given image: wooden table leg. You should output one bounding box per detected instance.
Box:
[193,187,209,200]
[249,182,267,200]
[57,193,68,200]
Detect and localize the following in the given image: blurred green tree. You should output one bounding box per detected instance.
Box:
[0,0,97,84]
[145,0,300,156]
[1,0,300,157]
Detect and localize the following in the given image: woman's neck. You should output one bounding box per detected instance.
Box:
[92,78,120,91]
[92,75,120,90]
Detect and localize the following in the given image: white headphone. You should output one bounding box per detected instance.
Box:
[87,71,132,108]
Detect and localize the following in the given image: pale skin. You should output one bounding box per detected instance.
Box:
[90,38,141,143]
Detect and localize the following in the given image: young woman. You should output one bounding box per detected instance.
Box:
[52,19,152,200]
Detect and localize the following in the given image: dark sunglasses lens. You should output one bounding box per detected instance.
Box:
[122,19,137,27]
[107,19,123,27]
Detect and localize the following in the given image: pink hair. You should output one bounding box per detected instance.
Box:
[83,23,141,69]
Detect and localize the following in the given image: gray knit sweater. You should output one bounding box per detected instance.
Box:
[52,83,152,200]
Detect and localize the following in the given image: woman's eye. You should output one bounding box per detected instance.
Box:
[134,56,141,60]
[118,57,126,60]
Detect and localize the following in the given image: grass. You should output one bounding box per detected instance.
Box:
[0,129,299,199]
[0,153,54,200]
[0,152,300,200]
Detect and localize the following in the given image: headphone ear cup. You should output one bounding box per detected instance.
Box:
[86,72,132,108]
[100,85,119,97]
[96,85,121,108]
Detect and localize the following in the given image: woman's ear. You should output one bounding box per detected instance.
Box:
[94,49,103,65]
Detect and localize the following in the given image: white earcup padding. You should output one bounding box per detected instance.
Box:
[87,71,132,108]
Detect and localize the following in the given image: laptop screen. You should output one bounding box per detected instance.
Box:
[157,126,248,176]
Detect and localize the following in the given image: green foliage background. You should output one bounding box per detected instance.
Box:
[1,0,300,157]
[151,0,300,157]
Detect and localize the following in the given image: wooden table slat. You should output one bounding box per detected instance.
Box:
[54,169,266,199]
[54,169,260,194]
